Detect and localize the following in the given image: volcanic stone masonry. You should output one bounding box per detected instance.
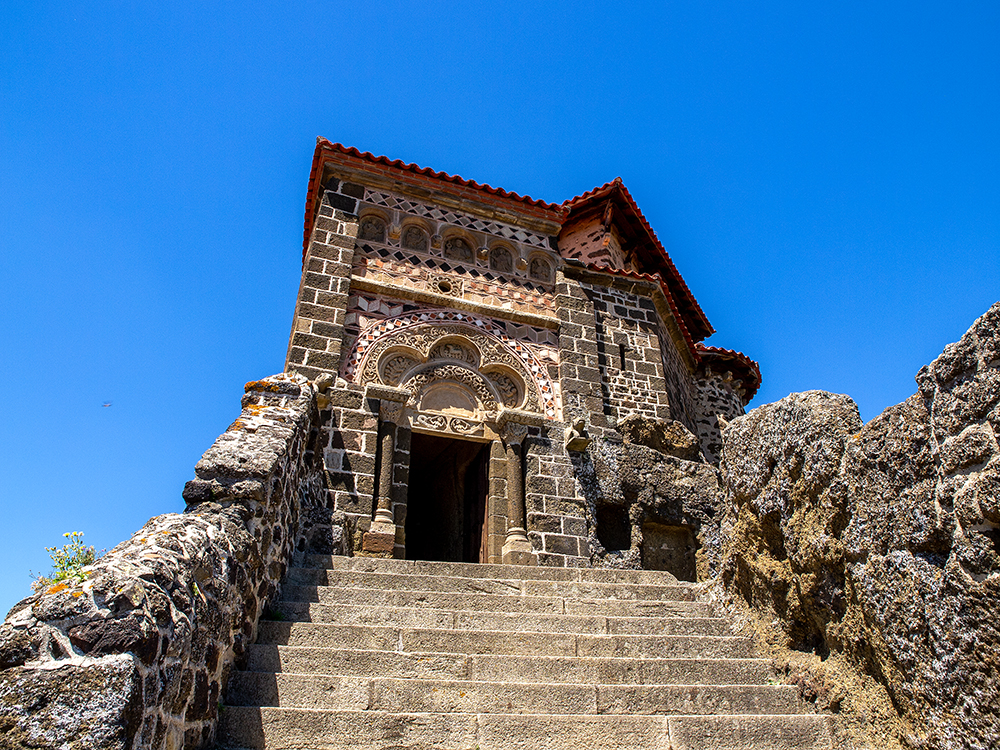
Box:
[1,140,994,750]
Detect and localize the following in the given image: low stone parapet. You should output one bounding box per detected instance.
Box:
[0,374,320,749]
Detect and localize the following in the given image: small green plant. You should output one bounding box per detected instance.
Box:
[30,532,102,592]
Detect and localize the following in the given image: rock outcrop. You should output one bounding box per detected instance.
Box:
[716,302,1000,750]
[576,427,724,580]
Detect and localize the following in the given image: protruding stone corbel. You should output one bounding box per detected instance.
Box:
[497,409,543,566]
[565,417,590,452]
[361,384,410,557]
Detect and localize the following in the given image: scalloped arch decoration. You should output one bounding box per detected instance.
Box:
[344,310,556,418]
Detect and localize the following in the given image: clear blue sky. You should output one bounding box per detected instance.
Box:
[2,2,997,614]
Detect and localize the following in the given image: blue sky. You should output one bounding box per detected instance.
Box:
[1,2,997,613]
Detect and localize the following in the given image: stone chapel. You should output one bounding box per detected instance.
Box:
[285,139,760,572]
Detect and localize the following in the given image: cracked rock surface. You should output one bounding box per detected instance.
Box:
[717,302,1000,750]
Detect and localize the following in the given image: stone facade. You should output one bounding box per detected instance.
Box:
[0,143,762,749]
[285,140,760,572]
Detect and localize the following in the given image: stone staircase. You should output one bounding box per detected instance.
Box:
[218,556,832,749]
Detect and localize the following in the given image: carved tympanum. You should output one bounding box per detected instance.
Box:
[402,226,428,251]
[487,371,522,408]
[359,216,386,242]
[380,355,418,386]
[430,341,478,365]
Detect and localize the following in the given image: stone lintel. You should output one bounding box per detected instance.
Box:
[364,383,411,404]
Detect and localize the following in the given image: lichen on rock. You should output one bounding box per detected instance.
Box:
[715,302,1000,750]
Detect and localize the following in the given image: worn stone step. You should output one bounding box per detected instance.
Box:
[303,554,688,586]
[245,645,772,685]
[226,673,806,716]
[285,566,698,601]
[254,621,754,659]
[280,584,715,618]
[269,602,732,636]
[219,707,832,750]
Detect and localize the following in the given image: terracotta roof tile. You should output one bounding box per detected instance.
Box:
[695,343,762,400]
[562,178,714,341]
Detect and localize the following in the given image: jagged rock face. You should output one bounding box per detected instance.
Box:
[719,391,861,653]
[718,302,1000,750]
[577,428,723,580]
[617,415,704,462]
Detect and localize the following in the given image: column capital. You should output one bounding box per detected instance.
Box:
[379,400,407,425]
[501,421,529,445]
[497,408,544,445]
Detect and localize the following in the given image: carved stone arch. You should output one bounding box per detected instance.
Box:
[377,345,423,386]
[402,361,501,415]
[350,317,551,416]
[481,364,526,409]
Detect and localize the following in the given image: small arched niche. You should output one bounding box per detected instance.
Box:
[358,214,387,243]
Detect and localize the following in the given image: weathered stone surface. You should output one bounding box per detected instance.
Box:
[0,655,142,750]
[717,302,1000,750]
[0,374,323,750]
[618,414,703,461]
[576,437,723,579]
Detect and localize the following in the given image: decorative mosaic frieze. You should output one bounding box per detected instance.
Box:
[363,188,552,249]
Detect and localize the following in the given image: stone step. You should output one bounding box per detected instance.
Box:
[268,602,732,636]
[226,673,807,716]
[218,708,832,750]
[303,554,687,586]
[254,621,754,659]
[285,566,698,601]
[244,645,773,685]
[280,585,715,618]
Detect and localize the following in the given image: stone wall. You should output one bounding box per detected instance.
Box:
[0,374,321,750]
[285,186,359,380]
[693,370,747,464]
[572,430,722,578]
[715,302,1000,750]
[524,422,591,567]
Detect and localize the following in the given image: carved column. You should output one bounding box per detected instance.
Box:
[500,420,536,566]
[362,398,406,556]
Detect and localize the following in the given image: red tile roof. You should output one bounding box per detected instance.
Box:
[695,344,762,400]
[561,178,714,342]
[303,139,565,257]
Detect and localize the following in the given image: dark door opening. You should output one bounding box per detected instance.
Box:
[405,432,489,563]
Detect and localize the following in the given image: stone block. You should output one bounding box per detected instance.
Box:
[563,516,588,537]
[543,533,581,556]
[527,513,562,533]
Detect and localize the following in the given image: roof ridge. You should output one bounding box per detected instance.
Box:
[317,138,565,211]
